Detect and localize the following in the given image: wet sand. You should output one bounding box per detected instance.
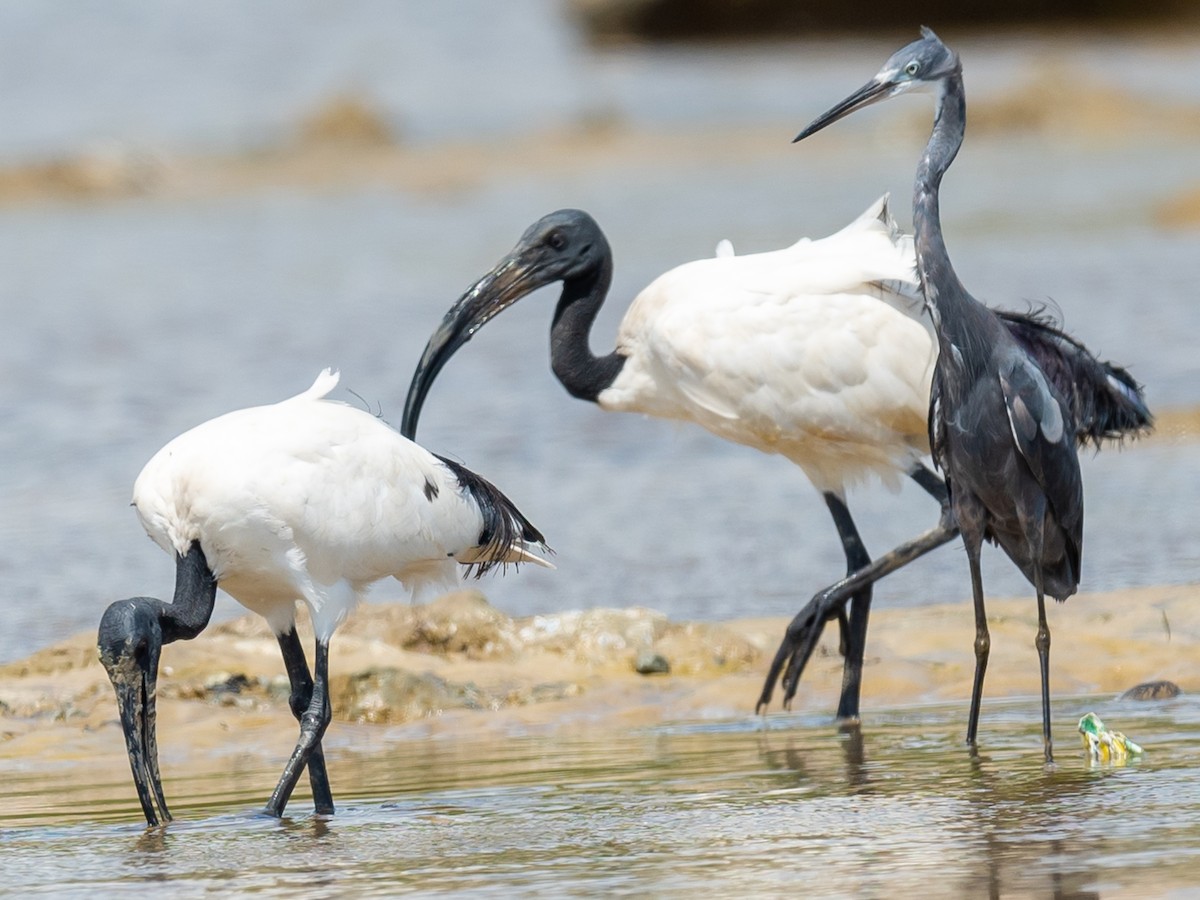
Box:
[2,582,1195,787]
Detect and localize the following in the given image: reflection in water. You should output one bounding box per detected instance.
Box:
[4,697,1200,895]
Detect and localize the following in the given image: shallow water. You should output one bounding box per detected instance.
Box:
[2,6,1200,893]
[5,694,1200,896]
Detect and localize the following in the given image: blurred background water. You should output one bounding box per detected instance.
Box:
[1,0,1198,664]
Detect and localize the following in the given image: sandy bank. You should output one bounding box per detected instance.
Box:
[1,582,1195,782]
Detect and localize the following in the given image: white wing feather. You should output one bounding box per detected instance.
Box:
[133,371,535,639]
[603,197,935,492]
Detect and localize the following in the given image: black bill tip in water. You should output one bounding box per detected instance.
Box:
[99,599,172,827]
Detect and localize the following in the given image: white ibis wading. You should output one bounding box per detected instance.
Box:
[98,369,549,825]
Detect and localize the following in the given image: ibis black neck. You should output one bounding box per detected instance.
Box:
[549,249,625,402]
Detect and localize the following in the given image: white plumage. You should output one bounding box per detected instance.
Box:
[601,196,934,493]
[401,196,939,728]
[134,368,548,641]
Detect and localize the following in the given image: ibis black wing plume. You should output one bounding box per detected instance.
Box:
[997,308,1152,448]
[435,455,550,577]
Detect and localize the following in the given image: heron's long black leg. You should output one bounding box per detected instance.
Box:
[1035,587,1053,763]
[964,532,990,749]
[264,638,332,817]
[275,628,335,815]
[1024,498,1054,764]
[756,519,960,713]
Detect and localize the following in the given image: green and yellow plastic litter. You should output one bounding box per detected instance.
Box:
[1078,712,1144,763]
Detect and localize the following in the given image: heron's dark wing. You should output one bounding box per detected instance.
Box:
[996,352,1084,542]
[927,372,948,472]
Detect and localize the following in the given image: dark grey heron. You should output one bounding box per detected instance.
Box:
[98,369,549,826]
[400,202,1146,733]
[790,27,1093,761]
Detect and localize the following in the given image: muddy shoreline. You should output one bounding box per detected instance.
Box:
[2,582,1194,790]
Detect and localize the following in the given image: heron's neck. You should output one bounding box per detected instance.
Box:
[912,73,979,345]
[549,253,626,402]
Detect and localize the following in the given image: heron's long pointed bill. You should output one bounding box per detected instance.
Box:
[107,658,171,827]
[794,78,894,142]
[401,254,543,440]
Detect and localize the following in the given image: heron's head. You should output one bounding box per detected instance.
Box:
[401,209,610,439]
[795,27,960,142]
[98,598,172,827]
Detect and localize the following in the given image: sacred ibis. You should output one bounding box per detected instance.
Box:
[98,369,549,825]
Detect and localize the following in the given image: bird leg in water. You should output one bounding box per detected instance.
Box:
[1024,495,1055,764]
[264,639,332,817]
[756,465,958,716]
[275,628,335,815]
[757,515,961,715]
[962,523,990,750]
[823,494,873,721]
[1036,589,1053,763]
[97,543,217,827]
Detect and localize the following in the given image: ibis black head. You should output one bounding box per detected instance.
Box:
[795,26,960,142]
[401,209,609,439]
[97,597,171,827]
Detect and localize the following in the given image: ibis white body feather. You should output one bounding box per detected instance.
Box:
[602,195,935,493]
[134,369,544,642]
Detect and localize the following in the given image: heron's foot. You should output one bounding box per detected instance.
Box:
[755,604,828,714]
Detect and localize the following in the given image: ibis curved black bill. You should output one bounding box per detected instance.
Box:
[795,78,895,143]
[402,253,547,440]
[98,600,171,827]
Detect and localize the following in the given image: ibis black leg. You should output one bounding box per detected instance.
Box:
[265,639,332,817]
[756,494,870,715]
[275,628,335,815]
[757,466,958,715]
[824,494,872,721]
[757,519,959,712]
[909,462,950,510]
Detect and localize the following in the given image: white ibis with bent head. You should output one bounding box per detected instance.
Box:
[98,369,549,825]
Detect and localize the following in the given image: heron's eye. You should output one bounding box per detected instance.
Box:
[547,230,567,251]
[904,61,920,76]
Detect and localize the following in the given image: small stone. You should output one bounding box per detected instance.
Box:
[634,650,670,675]
[204,672,252,696]
[1120,680,1182,701]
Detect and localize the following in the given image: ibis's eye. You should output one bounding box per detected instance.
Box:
[904,61,920,76]
[547,230,567,251]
